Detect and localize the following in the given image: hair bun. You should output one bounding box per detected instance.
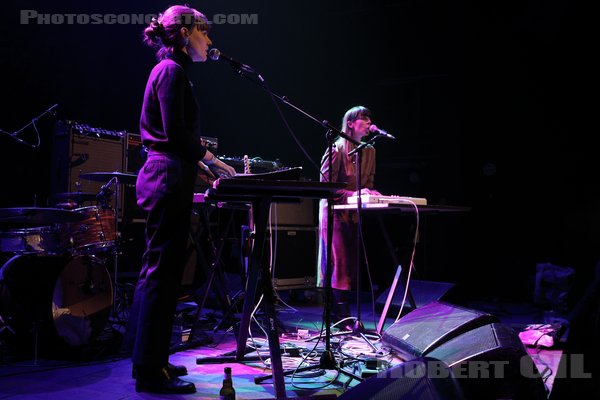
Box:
[143,16,166,46]
[150,17,165,34]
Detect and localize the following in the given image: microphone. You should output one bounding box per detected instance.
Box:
[208,48,255,73]
[99,178,115,192]
[96,177,115,200]
[369,124,396,140]
[47,104,59,116]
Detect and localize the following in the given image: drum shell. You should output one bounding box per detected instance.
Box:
[0,227,65,255]
[61,206,116,255]
[0,254,113,353]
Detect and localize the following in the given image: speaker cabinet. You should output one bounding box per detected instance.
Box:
[377,279,455,314]
[271,199,316,226]
[381,301,498,361]
[427,323,548,400]
[272,226,317,289]
[124,133,146,174]
[338,357,466,400]
[69,134,123,194]
[122,133,146,221]
[50,121,124,210]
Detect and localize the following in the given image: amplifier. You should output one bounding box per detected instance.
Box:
[272,226,318,289]
[271,199,316,226]
[69,133,124,195]
[125,134,217,173]
[122,133,145,221]
[125,133,146,174]
[51,121,125,207]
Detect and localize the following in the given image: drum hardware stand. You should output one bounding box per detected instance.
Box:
[0,314,17,361]
[0,314,16,362]
[96,176,122,317]
[0,315,15,337]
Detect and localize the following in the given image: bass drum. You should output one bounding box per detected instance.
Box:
[0,254,113,352]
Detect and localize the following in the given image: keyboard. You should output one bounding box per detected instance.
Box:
[347,194,428,206]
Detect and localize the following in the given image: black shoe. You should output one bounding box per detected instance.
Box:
[132,362,188,379]
[135,367,196,394]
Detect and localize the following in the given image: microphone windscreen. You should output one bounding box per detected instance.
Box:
[208,48,220,61]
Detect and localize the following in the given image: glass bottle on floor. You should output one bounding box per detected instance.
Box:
[219,366,235,400]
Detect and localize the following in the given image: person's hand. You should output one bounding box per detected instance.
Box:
[197,160,217,179]
[351,188,381,197]
[208,158,236,178]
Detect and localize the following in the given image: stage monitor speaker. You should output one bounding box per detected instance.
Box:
[376,279,455,313]
[427,323,548,400]
[338,357,465,400]
[381,301,498,361]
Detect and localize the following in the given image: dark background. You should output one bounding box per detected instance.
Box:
[0,1,593,303]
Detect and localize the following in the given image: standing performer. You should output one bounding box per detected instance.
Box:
[127,5,235,394]
[317,106,381,324]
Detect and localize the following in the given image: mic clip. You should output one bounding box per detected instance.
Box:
[96,177,116,202]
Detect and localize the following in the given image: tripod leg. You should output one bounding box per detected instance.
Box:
[213,290,244,332]
[191,208,239,333]
[336,366,363,383]
[253,354,364,384]
[254,363,326,384]
[358,332,379,353]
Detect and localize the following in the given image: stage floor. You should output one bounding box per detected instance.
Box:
[0,290,565,399]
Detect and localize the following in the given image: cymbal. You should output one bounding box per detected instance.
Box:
[53,192,97,201]
[0,207,88,227]
[79,171,137,185]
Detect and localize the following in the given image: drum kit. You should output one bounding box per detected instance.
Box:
[0,171,137,355]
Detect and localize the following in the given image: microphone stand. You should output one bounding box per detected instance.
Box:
[95,175,124,319]
[304,136,381,352]
[344,136,380,350]
[216,62,364,393]
[0,103,58,148]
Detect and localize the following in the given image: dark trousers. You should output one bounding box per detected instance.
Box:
[128,153,197,368]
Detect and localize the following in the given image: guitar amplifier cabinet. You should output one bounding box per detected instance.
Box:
[50,120,125,210]
[271,199,316,226]
[272,226,318,289]
[124,133,146,174]
[122,133,146,221]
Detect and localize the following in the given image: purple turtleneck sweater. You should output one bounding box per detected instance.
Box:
[139,50,207,164]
